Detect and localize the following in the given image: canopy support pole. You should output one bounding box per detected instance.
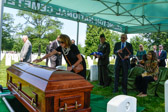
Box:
[76,21,79,45]
[144,17,159,31]
[0,0,4,62]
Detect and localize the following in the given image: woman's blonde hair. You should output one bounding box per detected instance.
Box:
[59,34,72,48]
[139,44,144,50]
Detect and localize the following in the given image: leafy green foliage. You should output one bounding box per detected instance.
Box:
[84,25,119,57]
[31,38,49,53]
[130,35,150,55]
[2,37,14,51]
[16,11,62,38]
[2,13,15,51]
[143,32,168,52]
[16,11,63,55]
[44,29,61,41]
[77,44,84,54]
[12,38,23,53]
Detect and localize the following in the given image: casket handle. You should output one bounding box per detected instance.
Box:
[59,102,82,111]
[9,76,12,83]
[75,101,78,109]
[31,98,34,105]
[18,82,22,90]
[32,91,38,107]
[65,103,68,111]
[8,79,38,107]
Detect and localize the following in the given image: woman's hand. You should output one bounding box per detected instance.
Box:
[67,66,73,71]
[33,59,42,63]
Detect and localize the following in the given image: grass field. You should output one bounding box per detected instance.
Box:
[0,55,165,112]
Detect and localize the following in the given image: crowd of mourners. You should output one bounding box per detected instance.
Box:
[20,33,167,97]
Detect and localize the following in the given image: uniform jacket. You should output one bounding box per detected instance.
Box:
[98,42,110,65]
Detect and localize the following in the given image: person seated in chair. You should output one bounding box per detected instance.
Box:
[135,51,159,97]
[138,54,147,66]
[130,57,137,69]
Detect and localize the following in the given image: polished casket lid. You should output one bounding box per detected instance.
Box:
[7,62,93,94]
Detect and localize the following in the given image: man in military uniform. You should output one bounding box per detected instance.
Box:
[94,34,111,87]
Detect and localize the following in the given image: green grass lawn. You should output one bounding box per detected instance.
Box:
[0,55,165,112]
[90,81,164,112]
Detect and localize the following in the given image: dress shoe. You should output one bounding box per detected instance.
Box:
[122,90,127,95]
[137,94,147,97]
[98,83,104,86]
[113,90,118,93]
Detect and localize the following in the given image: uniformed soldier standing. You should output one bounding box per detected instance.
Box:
[94,34,111,87]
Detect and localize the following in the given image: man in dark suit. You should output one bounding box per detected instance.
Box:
[95,34,111,87]
[113,34,133,94]
[46,41,52,66]
[153,45,158,58]
[158,45,167,67]
[50,36,62,67]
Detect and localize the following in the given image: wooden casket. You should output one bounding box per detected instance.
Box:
[6,62,93,112]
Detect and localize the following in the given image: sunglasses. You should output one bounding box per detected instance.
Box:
[58,41,64,44]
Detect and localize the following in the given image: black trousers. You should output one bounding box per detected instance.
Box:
[46,58,49,66]
[114,60,129,94]
[98,65,110,86]
[135,75,155,94]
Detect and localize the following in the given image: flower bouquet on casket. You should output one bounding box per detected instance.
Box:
[90,52,103,56]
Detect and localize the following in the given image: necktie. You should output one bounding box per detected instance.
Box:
[159,51,161,56]
[122,42,124,49]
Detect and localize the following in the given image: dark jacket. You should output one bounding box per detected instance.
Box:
[158,50,167,67]
[98,42,110,65]
[114,42,133,68]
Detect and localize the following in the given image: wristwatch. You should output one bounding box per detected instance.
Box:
[72,65,75,68]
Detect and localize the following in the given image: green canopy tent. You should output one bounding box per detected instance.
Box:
[3,0,168,33]
[1,0,168,60]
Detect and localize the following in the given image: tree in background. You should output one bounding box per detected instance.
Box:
[12,38,23,53]
[77,44,84,55]
[130,35,150,55]
[2,13,14,51]
[84,25,120,58]
[44,30,61,41]
[16,11,63,55]
[31,38,49,53]
[143,32,168,52]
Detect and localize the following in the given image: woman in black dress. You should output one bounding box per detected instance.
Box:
[33,34,86,79]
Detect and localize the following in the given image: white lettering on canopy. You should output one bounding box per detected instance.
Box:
[7,0,15,5]
[40,4,46,12]
[4,0,122,31]
[55,8,122,30]
[24,0,31,8]
[18,0,24,7]
[46,6,53,13]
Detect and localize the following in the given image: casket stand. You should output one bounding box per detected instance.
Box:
[6,62,93,112]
